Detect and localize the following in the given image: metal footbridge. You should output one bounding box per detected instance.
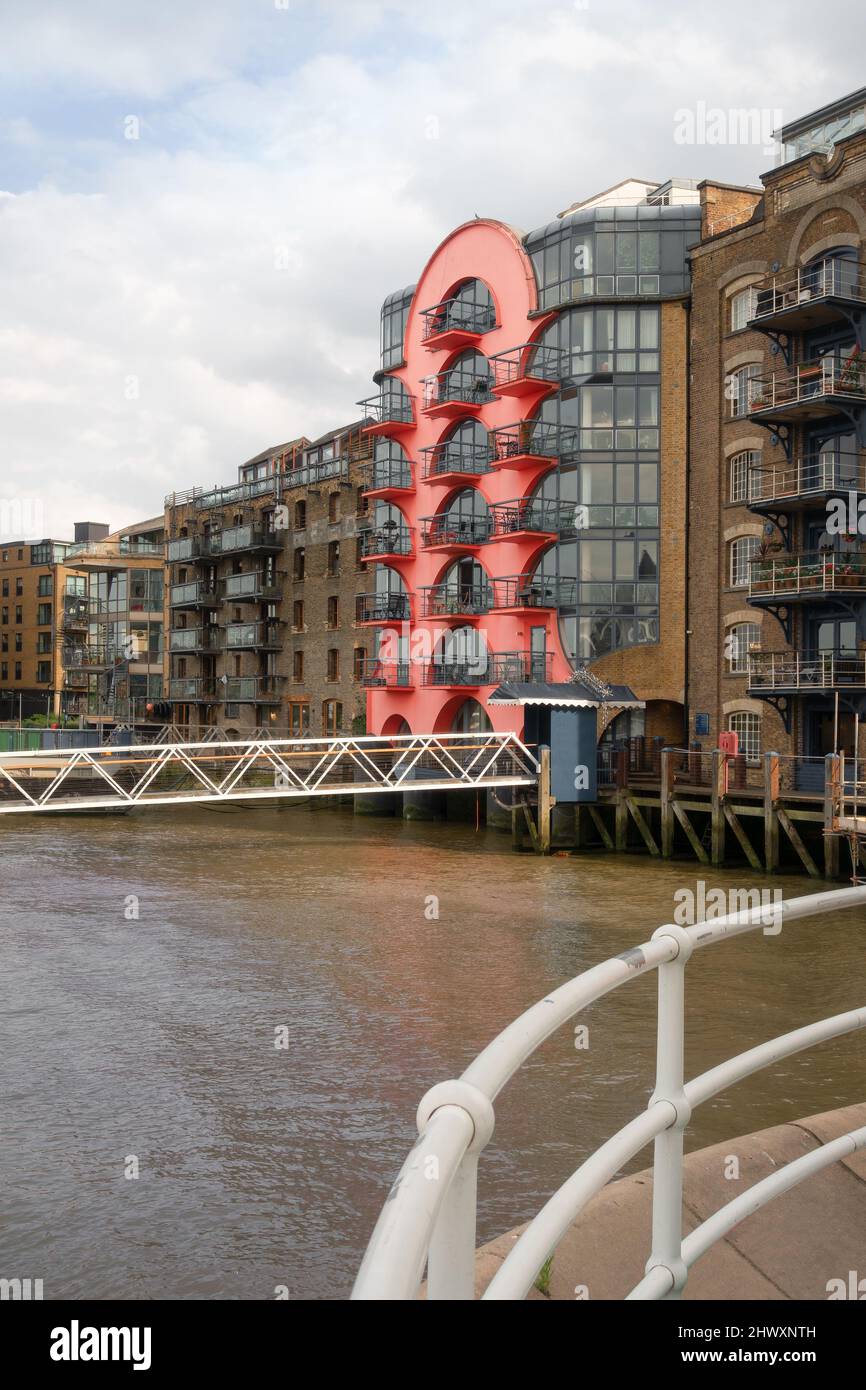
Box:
[0,730,538,815]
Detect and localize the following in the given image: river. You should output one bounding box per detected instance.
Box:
[1,802,863,1300]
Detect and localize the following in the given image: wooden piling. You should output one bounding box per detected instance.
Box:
[763,752,780,873]
[538,745,552,855]
[660,747,674,858]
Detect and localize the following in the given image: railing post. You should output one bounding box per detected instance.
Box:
[646,924,694,1300]
[764,751,780,872]
[418,1081,495,1301]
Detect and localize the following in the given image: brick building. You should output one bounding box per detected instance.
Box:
[164,423,374,737]
[687,87,866,782]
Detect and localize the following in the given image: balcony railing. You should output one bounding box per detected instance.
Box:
[167,536,209,563]
[356,594,411,624]
[224,621,282,650]
[419,515,493,548]
[211,525,284,556]
[421,369,495,415]
[748,357,866,417]
[420,439,494,480]
[420,297,496,345]
[169,581,220,609]
[748,257,866,329]
[748,649,866,691]
[489,498,579,537]
[357,393,415,429]
[360,461,414,495]
[419,582,492,618]
[165,459,354,512]
[749,551,866,598]
[281,457,352,490]
[747,451,866,504]
[221,676,284,704]
[488,344,567,395]
[168,678,217,702]
[493,574,578,609]
[358,525,414,558]
[64,539,163,564]
[62,644,124,670]
[359,659,414,689]
[169,627,223,653]
[490,420,578,466]
[423,651,552,687]
[222,572,283,602]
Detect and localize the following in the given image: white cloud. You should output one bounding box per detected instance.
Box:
[0,0,863,534]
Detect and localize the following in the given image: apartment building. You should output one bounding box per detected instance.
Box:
[688,87,866,783]
[358,180,700,745]
[164,423,373,737]
[0,518,165,722]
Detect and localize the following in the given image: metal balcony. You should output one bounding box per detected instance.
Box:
[62,644,121,671]
[747,358,866,424]
[418,582,491,620]
[169,581,220,610]
[63,539,163,569]
[749,551,866,600]
[420,297,496,350]
[168,678,218,702]
[420,369,495,420]
[489,421,577,470]
[420,439,494,483]
[747,451,866,507]
[169,627,223,654]
[488,344,567,399]
[61,596,92,630]
[747,649,866,692]
[356,594,411,625]
[359,659,414,689]
[489,498,575,540]
[423,651,552,687]
[493,575,578,611]
[419,515,493,552]
[357,393,415,437]
[211,525,284,556]
[359,461,415,499]
[224,621,282,651]
[220,676,284,704]
[167,536,210,563]
[222,572,283,602]
[358,525,414,560]
[747,257,866,335]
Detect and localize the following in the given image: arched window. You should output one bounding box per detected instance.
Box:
[729,450,760,503]
[440,350,493,407]
[446,279,496,333]
[372,439,412,491]
[730,536,760,587]
[431,626,489,683]
[728,364,762,418]
[728,711,761,764]
[726,622,760,673]
[431,419,491,478]
[438,558,491,614]
[443,488,491,543]
[730,287,757,332]
[451,698,492,734]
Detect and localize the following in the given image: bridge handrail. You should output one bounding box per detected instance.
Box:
[351,885,866,1301]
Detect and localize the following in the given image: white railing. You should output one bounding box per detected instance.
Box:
[352,885,866,1301]
[0,731,538,815]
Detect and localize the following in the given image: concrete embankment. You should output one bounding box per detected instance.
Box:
[475,1103,866,1300]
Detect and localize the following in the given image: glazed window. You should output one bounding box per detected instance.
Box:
[380,285,414,370]
[726,623,760,674]
[729,450,760,503]
[728,711,761,764]
[728,364,761,418]
[730,536,759,586]
[730,287,757,333]
[371,439,412,491]
[526,212,698,310]
[539,305,660,375]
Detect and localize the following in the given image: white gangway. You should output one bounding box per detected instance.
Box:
[353,885,866,1300]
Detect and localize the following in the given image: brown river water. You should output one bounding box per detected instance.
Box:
[1,802,864,1300]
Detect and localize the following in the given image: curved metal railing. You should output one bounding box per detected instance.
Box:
[352,885,866,1300]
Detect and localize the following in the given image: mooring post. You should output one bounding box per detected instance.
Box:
[538,744,553,855]
[764,751,780,873]
[660,747,674,858]
[824,752,841,879]
[711,748,726,866]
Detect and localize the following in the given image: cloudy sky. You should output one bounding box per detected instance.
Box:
[1,0,864,538]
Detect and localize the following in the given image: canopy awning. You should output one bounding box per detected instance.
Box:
[487,680,645,710]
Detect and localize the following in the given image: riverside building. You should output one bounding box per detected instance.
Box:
[687,87,866,782]
[164,424,373,737]
[358,181,700,744]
